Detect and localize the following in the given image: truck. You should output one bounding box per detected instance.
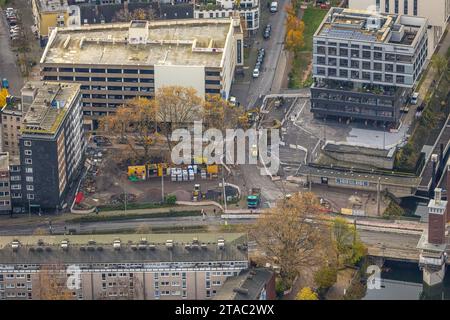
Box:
[192,184,201,201]
[247,188,261,209]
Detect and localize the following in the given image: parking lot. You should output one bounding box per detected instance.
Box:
[74,141,226,210]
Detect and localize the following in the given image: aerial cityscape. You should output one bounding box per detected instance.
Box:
[0,0,449,306]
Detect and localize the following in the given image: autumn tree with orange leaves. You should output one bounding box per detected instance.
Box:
[202,94,247,131]
[284,4,305,53]
[251,192,333,289]
[100,97,159,159]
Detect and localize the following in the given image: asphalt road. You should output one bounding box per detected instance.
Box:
[231,0,288,109]
[0,9,23,95]
[0,216,257,235]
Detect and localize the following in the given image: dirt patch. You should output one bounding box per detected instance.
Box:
[325,268,357,300]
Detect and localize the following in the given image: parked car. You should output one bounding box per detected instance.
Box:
[263,25,271,39]
[258,49,265,59]
[252,68,260,78]
[229,96,237,106]
[410,92,419,105]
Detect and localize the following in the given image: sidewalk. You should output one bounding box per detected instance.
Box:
[417,25,450,103]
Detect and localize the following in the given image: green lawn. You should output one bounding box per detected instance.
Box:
[289,7,328,88]
[299,7,328,52]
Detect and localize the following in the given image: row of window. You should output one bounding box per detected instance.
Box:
[316,68,407,84]
[316,57,407,73]
[376,0,418,15]
[57,76,155,83]
[316,47,413,63]
[43,67,154,74]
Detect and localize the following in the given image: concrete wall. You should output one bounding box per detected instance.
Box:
[154,65,205,98]
[322,144,396,170]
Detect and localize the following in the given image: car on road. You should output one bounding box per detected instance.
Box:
[229,96,237,106]
[270,1,278,12]
[263,25,271,39]
[410,92,419,105]
[252,68,260,78]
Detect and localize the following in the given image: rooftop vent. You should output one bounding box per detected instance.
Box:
[11,240,20,251]
[166,239,174,249]
[61,240,69,250]
[233,288,249,295]
[113,239,121,250]
[217,238,225,250]
[435,188,442,204]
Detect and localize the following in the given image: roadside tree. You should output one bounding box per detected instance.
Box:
[251,192,331,289]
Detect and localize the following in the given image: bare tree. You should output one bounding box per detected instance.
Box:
[100,97,159,160]
[36,265,74,300]
[156,86,202,151]
[98,274,144,300]
[113,7,156,22]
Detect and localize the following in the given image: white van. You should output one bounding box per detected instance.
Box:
[270,2,278,13]
[410,92,419,105]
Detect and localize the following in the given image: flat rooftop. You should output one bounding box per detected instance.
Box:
[21,82,80,135]
[316,8,427,46]
[41,19,237,67]
[324,142,396,158]
[213,268,273,300]
[36,0,69,12]
[1,96,22,114]
[0,233,248,265]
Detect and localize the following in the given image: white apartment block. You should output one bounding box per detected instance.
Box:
[348,0,450,57]
[194,0,260,33]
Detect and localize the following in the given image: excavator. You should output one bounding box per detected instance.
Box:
[238,107,260,128]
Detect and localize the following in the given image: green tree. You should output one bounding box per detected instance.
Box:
[331,218,366,266]
[432,54,448,78]
[314,265,337,290]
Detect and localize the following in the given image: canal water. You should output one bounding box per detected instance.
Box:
[363,260,450,300]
